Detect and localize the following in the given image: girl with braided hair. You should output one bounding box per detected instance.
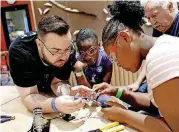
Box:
[94,1,179,131]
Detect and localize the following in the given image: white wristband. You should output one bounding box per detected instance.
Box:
[75,71,84,77]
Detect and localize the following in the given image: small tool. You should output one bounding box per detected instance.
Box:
[88,122,125,132]
[51,113,75,122]
[0,116,15,123]
[102,125,125,132]
[28,108,51,132]
[62,114,75,121]
[0,115,12,118]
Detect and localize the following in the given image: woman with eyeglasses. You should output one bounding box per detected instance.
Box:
[94,1,179,132]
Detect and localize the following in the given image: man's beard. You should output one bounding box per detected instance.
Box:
[41,51,53,66]
[41,50,67,68]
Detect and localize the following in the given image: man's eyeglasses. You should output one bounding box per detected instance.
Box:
[79,46,98,60]
[38,38,72,57]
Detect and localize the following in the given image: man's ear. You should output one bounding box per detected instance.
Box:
[35,39,41,47]
[168,1,174,13]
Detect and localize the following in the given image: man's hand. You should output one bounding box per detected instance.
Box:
[71,85,94,99]
[101,101,127,123]
[55,95,85,114]
[127,82,140,91]
[74,61,87,72]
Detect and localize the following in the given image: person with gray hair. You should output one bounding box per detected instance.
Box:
[143,0,179,36]
[127,0,179,94]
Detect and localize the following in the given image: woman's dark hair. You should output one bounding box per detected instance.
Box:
[102,1,145,47]
[76,28,98,49]
[38,15,69,37]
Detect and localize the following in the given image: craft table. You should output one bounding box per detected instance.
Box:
[0,86,139,132]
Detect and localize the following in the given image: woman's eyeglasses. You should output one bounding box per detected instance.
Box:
[79,46,98,60]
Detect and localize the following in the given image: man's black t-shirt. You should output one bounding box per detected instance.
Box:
[9,32,77,92]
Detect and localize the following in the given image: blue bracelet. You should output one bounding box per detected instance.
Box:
[51,98,59,113]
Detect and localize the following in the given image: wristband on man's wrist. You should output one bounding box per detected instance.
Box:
[51,98,59,113]
[115,88,124,98]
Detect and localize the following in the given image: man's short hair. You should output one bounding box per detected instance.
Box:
[38,15,69,37]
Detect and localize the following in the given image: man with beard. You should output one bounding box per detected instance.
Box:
[9,15,92,114]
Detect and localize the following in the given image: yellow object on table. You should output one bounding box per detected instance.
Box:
[100,122,119,131]
[103,125,125,132]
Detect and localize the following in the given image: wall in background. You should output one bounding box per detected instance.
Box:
[33,1,112,39]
